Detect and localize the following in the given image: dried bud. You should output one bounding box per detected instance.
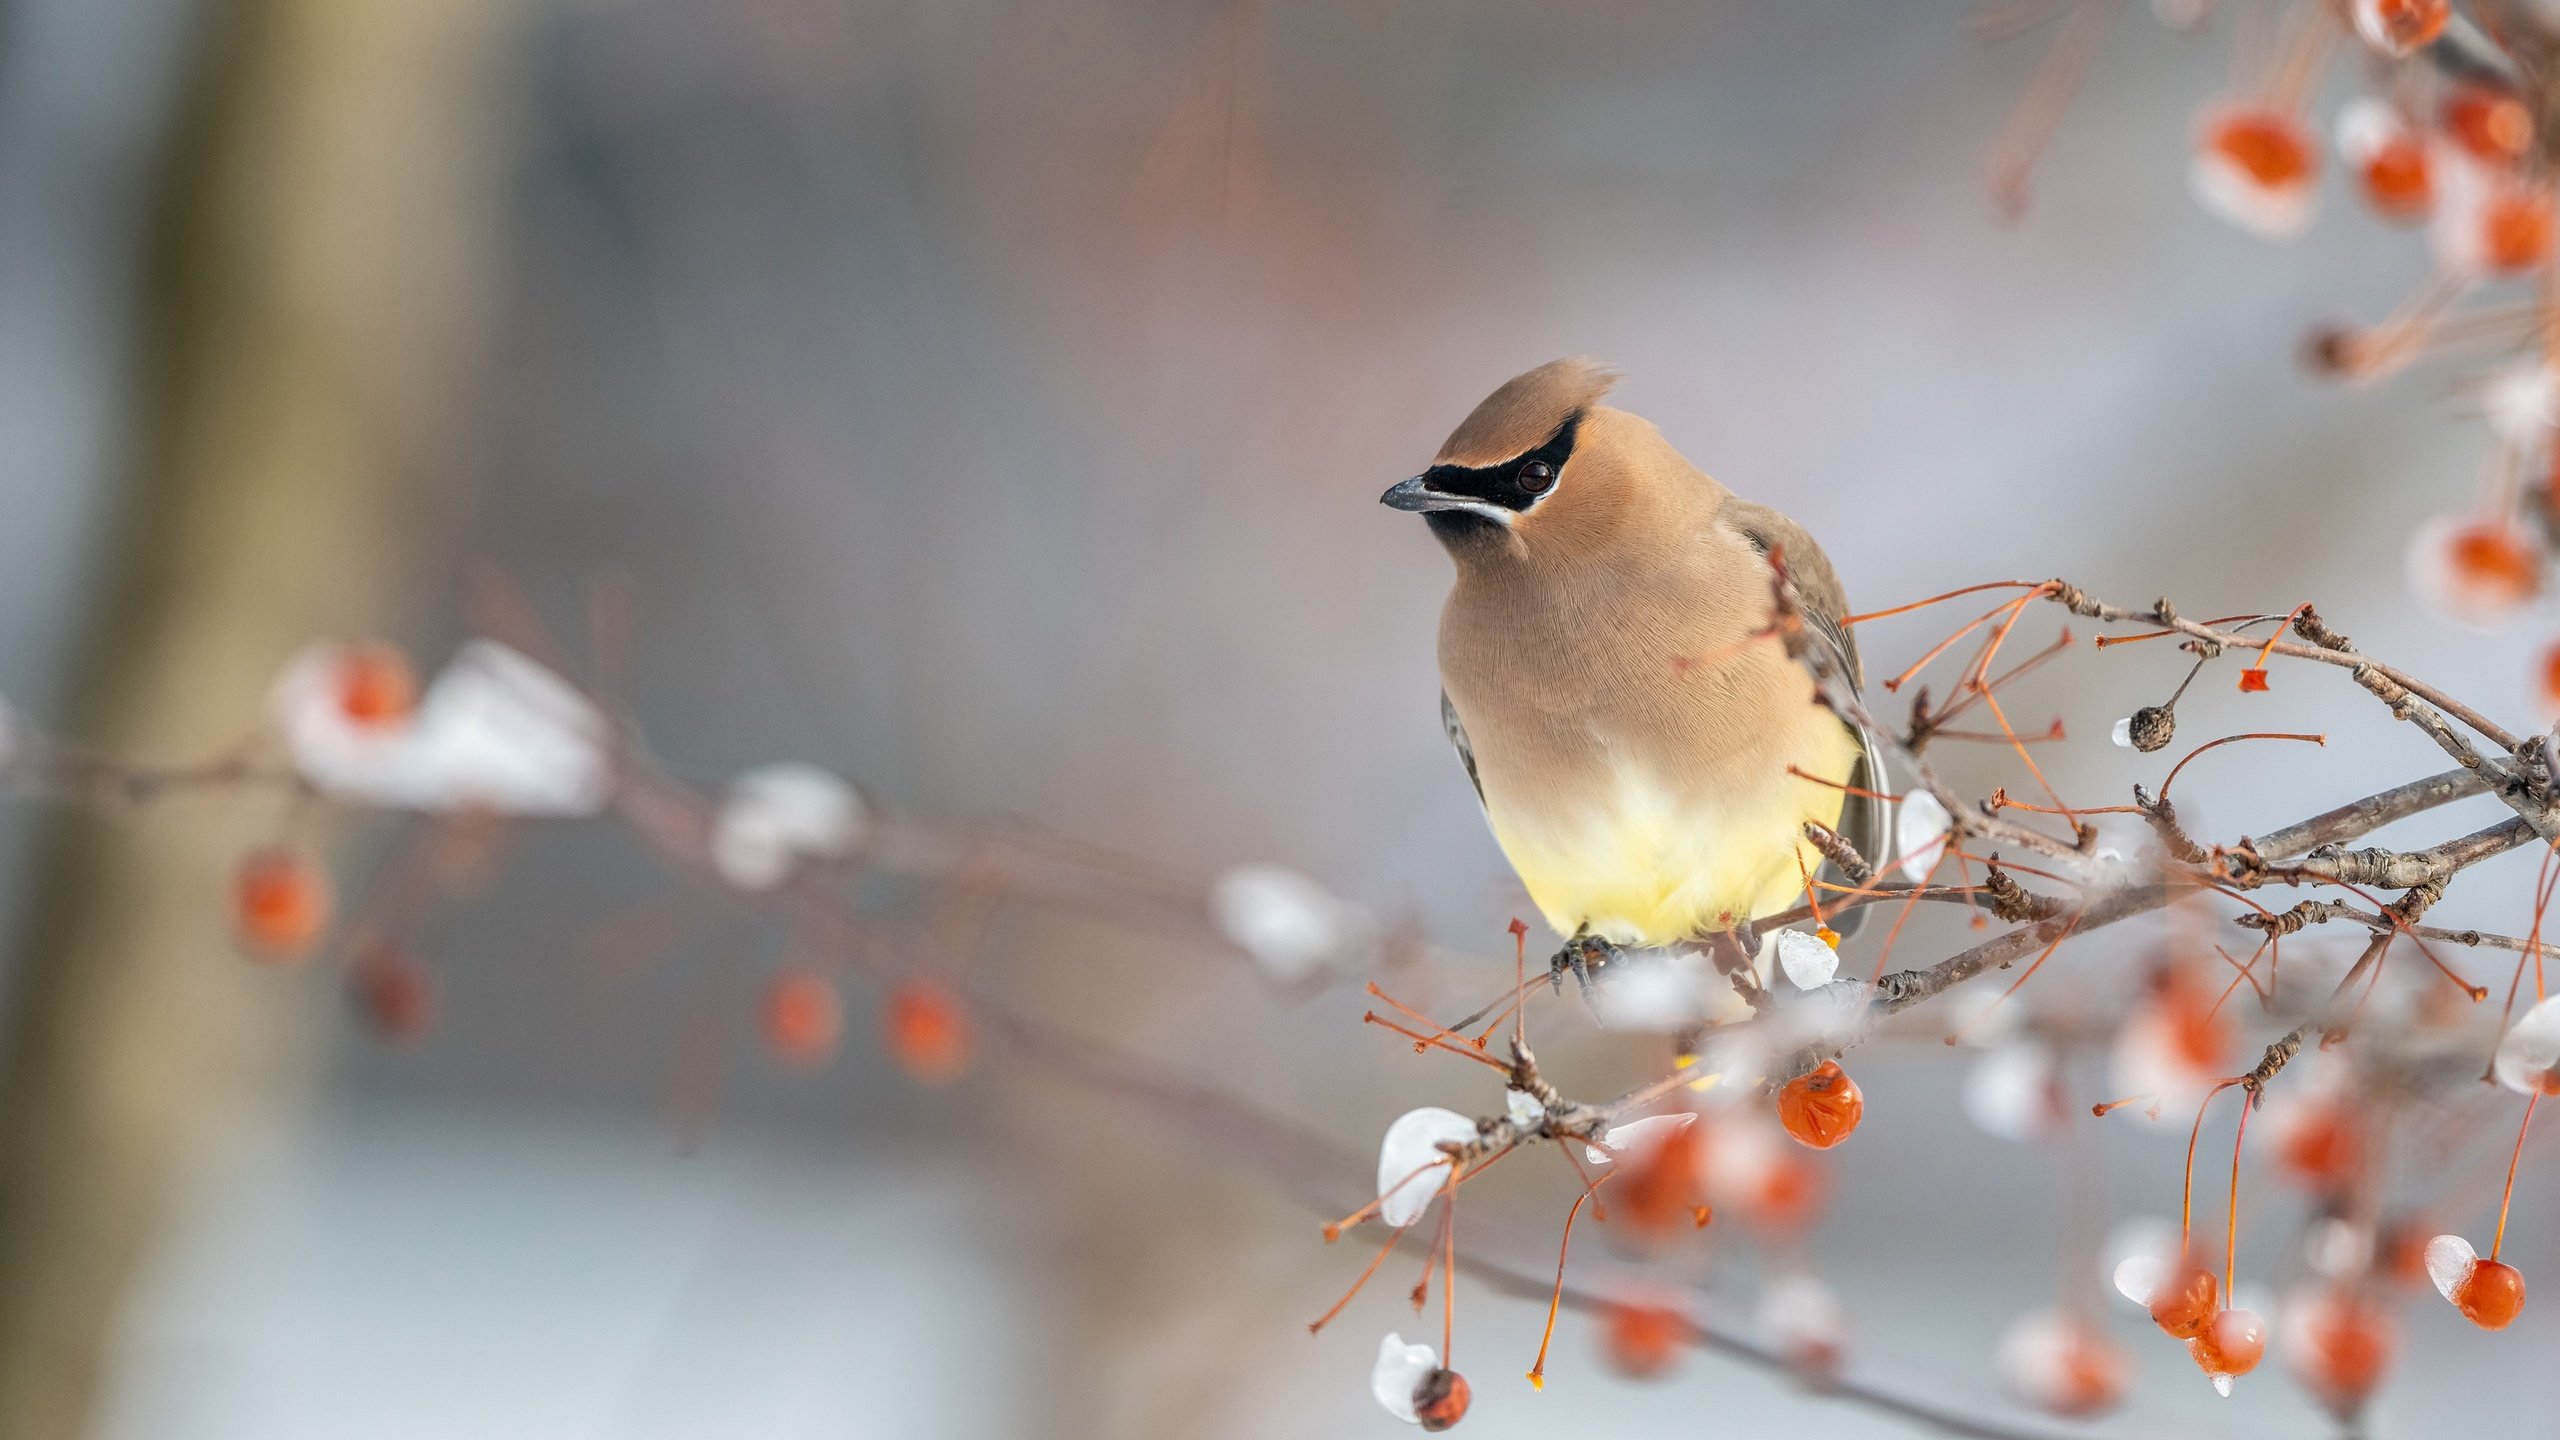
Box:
[2299,323,2362,379]
[349,945,436,1045]
[2125,705,2176,753]
[1412,1368,1470,1431]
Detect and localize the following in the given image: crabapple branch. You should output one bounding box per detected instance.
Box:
[2243,816,2539,891]
[2240,897,2560,960]
[4,554,2553,1438]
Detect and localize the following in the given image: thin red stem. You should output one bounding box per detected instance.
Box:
[2180,1080,2242,1247]
[2492,1090,2540,1262]
[2225,1089,2254,1297]
[1841,579,2044,627]
[2158,732,2325,801]
[1526,1177,1608,1389]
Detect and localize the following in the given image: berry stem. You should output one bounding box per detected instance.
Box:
[2225,1088,2255,1297]
[1841,579,2045,628]
[2492,1090,2540,1263]
[1442,1185,1458,1362]
[2158,732,2326,802]
[1308,1206,1428,1335]
[2180,1080,2241,1246]
[1527,1178,1607,1390]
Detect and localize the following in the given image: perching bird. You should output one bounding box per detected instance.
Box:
[1381,357,1887,973]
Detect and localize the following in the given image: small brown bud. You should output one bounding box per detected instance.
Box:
[2300,323,2362,379]
[2127,705,2176,753]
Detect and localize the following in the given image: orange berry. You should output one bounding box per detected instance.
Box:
[2454,1258,2526,1329]
[2357,134,2431,220]
[2048,1328,2126,1416]
[234,846,331,962]
[1776,1060,1864,1150]
[2194,107,2319,236]
[2451,522,2541,606]
[334,643,417,728]
[884,978,971,1084]
[2237,667,2271,693]
[2149,1262,2220,1340]
[2190,1307,2266,1382]
[2443,89,2534,164]
[1412,1367,1469,1431]
[2412,515,2542,624]
[2352,0,2448,55]
[2480,185,2555,274]
[1748,1148,1826,1233]
[1601,1302,1686,1379]
[349,946,436,1045]
[1999,1310,2127,1418]
[2159,966,2231,1071]
[2288,1287,2394,1408]
[2208,110,2316,190]
[1618,1122,1709,1238]
[762,968,843,1067]
[2275,1100,2363,1189]
[2538,639,2560,720]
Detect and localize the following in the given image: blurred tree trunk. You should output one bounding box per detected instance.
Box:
[0,3,510,1435]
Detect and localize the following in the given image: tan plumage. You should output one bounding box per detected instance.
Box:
[1384,358,1886,948]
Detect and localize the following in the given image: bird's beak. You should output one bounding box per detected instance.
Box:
[1380,476,1466,513]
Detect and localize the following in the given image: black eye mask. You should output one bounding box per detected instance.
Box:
[1418,411,1581,514]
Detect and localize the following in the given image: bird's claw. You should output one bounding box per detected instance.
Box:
[1548,934,1619,1003]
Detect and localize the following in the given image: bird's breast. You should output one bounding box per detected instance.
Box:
[1436,551,1856,945]
[1478,736,1854,948]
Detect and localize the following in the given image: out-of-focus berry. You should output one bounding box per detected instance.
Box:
[2351,0,2448,57]
[1757,1273,1847,1374]
[350,945,436,1045]
[2192,106,2319,238]
[2284,1285,2395,1410]
[2442,88,2533,165]
[1601,1302,1686,1379]
[235,846,331,963]
[2479,184,2555,273]
[762,967,843,1066]
[333,643,418,728]
[1996,1308,2126,1418]
[885,978,972,1085]
[2407,515,2539,626]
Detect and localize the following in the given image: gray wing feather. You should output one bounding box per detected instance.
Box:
[1441,691,1486,809]
[1726,503,1891,935]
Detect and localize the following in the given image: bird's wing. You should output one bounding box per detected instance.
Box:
[1725,501,1892,933]
[1441,690,1487,810]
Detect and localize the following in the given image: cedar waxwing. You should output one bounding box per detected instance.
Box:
[1382,358,1888,971]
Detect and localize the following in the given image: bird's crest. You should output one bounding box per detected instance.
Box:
[1435,357,1620,469]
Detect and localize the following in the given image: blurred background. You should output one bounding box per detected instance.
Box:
[0,0,2550,1437]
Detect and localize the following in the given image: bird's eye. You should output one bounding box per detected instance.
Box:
[1518,460,1555,494]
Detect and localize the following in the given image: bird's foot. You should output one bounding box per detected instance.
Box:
[1548,934,1620,1003]
[1728,917,1764,962]
[1705,926,1774,1016]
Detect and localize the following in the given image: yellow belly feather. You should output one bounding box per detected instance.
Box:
[1487,729,1858,948]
